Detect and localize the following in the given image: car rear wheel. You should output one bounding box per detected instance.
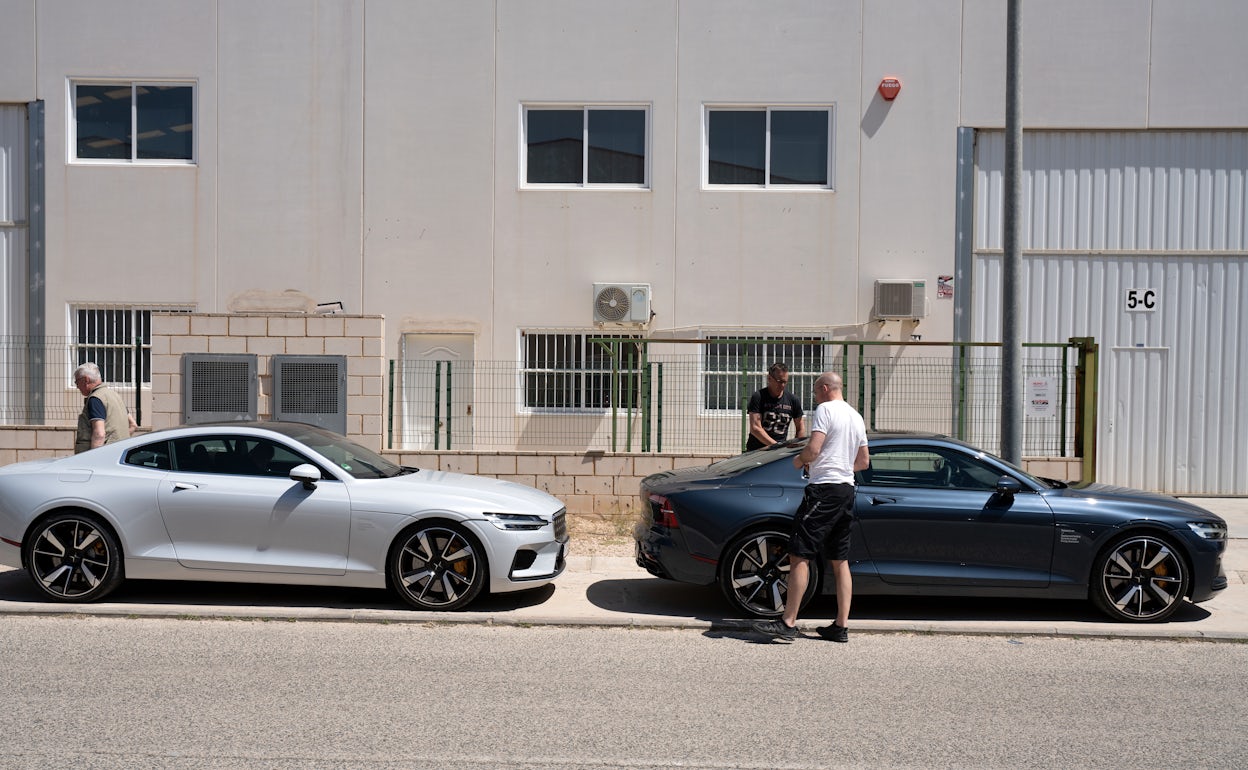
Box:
[719,527,819,618]
[24,512,123,602]
[389,522,486,611]
[1091,534,1190,623]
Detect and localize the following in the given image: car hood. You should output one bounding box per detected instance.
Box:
[355,468,565,516]
[1049,482,1225,522]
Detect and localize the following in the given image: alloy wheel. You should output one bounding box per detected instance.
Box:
[28,515,121,601]
[1094,535,1188,622]
[390,524,484,610]
[720,529,816,618]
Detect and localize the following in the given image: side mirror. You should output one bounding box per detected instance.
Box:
[290,463,322,491]
[995,476,1023,498]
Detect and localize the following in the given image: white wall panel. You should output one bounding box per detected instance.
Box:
[976,131,1248,252]
[974,129,1248,494]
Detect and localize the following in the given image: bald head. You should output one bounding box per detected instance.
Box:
[813,372,844,403]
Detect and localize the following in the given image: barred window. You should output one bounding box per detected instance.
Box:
[702,335,826,411]
[73,305,193,385]
[521,332,643,411]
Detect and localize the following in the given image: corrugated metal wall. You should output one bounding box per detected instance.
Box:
[0,104,27,339]
[973,130,1248,494]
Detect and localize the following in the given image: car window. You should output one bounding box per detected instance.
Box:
[123,441,172,470]
[859,446,1000,491]
[171,435,317,479]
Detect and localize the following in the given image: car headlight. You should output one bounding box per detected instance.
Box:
[483,512,547,531]
[1187,522,1228,541]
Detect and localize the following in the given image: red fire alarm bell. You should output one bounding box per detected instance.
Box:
[879,77,901,101]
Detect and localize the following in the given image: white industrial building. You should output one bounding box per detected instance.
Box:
[1,0,1245,494]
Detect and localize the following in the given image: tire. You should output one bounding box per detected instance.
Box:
[23,512,123,602]
[1090,534,1190,623]
[718,527,820,618]
[388,521,487,611]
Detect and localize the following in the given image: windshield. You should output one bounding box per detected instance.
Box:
[267,423,404,479]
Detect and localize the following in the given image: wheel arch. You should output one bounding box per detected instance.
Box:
[383,515,492,592]
[23,505,126,575]
[1092,524,1195,596]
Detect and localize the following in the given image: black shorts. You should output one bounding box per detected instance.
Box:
[788,483,855,561]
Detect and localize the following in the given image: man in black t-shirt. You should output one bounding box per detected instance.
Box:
[745,362,806,450]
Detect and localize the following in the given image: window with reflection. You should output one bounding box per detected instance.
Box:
[859,446,1000,491]
[707,106,833,188]
[525,106,647,187]
[73,82,194,162]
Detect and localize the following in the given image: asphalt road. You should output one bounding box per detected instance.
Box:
[2,617,1246,769]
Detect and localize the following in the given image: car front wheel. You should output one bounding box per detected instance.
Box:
[1091,534,1190,622]
[388,522,486,611]
[24,512,123,602]
[718,527,819,618]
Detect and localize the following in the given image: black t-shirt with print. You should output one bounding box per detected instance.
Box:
[746,388,803,450]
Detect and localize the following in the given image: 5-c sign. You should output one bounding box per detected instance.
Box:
[1125,288,1159,312]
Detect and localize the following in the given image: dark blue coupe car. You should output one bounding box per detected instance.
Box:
[635,433,1228,622]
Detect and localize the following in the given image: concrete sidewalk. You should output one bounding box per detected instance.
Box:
[1,498,1244,641]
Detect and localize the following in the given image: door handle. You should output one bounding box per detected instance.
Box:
[870,496,897,506]
[172,482,199,491]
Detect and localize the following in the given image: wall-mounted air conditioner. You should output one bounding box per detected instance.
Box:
[873,279,928,320]
[592,283,652,325]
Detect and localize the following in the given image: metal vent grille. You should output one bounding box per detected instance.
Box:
[182,354,258,423]
[273,355,347,433]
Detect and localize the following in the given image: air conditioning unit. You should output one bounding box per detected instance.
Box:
[593,283,652,325]
[874,279,927,320]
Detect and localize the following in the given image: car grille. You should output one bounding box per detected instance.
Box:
[553,509,568,541]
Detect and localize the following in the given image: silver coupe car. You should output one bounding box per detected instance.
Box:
[0,422,569,610]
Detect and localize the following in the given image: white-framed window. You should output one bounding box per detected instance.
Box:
[704,106,834,189]
[702,334,827,411]
[72,304,194,385]
[520,331,643,411]
[522,105,649,188]
[70,80,196,163]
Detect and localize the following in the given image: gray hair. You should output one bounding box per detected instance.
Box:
[73,362,102,383]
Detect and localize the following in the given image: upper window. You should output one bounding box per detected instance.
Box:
[72,81,195,163]
[521,331,643,411]
[703,335,826,412]
[705,106,833,188]
[73,304,194,385]
[523,106,648,188]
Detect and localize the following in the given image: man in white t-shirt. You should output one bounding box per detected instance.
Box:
[753,371,868,643]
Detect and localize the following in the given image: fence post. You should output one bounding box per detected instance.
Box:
[445,361,453,450]
[387,360,395,449]
[1070,336,1098,483]
[133,335,143,427]
[433,361,442,451]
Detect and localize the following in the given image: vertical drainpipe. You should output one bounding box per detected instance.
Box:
[27,101,46,424]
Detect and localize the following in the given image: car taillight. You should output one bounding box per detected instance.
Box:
[649,493,679,528]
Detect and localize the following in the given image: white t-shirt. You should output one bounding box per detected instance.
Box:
[806,399,868,485]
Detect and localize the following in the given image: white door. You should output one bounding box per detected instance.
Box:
[400,333,475,450]
[1102,347,1169,491]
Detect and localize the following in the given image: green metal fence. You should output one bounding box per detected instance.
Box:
[0,335,145,425]
[387,338,1098,474]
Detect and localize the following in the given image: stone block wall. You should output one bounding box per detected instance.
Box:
[149,312,386,450]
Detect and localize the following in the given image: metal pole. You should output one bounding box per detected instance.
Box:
[1000,0,1024,463]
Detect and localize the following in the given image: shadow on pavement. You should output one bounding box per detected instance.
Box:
[584,575,1213,625]
[0,566,556,613]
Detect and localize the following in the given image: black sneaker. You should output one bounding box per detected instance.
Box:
[752,619,799,642]
[816,623,849,643]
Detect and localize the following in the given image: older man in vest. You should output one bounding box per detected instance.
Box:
[74,362,137,453]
